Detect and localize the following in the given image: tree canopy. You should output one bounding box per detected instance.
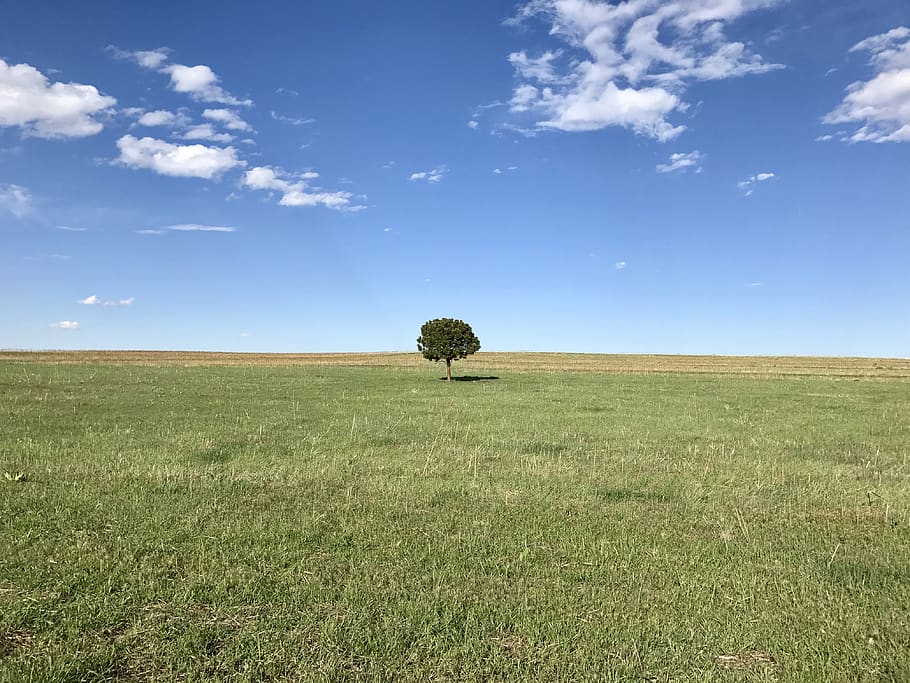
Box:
[417,318,481,381]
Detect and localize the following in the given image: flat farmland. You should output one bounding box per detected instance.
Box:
[1,353,908,680]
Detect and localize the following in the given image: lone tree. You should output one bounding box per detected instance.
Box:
[417,318,481,381]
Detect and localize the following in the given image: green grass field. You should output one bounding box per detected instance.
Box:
[1,354,908,681]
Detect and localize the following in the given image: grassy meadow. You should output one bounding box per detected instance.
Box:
[1,353,908,680]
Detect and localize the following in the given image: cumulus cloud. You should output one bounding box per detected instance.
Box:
[135,109,188,127]
[502,0,782,140]
[467,120,479,129]
[824,26,910,143]
[181,123,234,143]
[0,183,32,218]
[242,166,359,210]
[110,47,251,106]
[738,171,775,195]
[656,150,704,173]
[0,58,116,138]
[116,135,244,179]
[50,321,80,330]
[78,295,99,305]
[409,166,447,183]
[166,64,251,106]
[202,108,251,131]
[615,260,627,269]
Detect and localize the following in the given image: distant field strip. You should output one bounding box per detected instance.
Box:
[2,350,909,376]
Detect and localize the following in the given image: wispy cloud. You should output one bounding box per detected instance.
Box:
[738,172,776,196]
[0,59,116,138]
[136,224,237,235]
[467,120,479,129]
[502,0,783,140]
[243,166,360,210]
[824,26,910,143]
[116,135,244,180]
[270,111,316,126]
[409,166,447,183]
[79,294,135,306]
[0,183,32,218]
[656,150,704,174]
[169,224,235,232]
[55,225,87,232]
[203,108,252,131]
[24,253,70,261]
[615,261,627,270]
[50,320,80,330]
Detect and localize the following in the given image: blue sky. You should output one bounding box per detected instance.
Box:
[1,0,908,356]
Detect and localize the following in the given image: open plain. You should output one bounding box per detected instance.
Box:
[1,352,908,680]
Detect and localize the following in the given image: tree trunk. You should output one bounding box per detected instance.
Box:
[446,359,452,382]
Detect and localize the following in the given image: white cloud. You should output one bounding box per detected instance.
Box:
[202,108,251,131]
[508,50,564,83]
[50,321,79,330]
[467,120,479,129]
[242,166,358,210]
[105,297,134,307]
[108,46,170,69]
[79,294,134,306]
[181,123,234,143]
[656,150,704,173]
[135,109,185,127]
[0,183,31,218]
[116,135,244,180]
[615,260,627,270]
[0,59,116,138]
[165,64,251,106]
[168,224,235,232]
[409,166,447,183]
[56,225,87,232]
[136,224,236,234]
[738,171,775,195]
[270,111,316,126]
[503,0,782,140]
[111,47,251,106]
[824,26,910,143]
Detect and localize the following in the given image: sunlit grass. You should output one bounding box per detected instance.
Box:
[1,358,908,680]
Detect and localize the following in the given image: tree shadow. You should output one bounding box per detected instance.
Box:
[439,375,500,382]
